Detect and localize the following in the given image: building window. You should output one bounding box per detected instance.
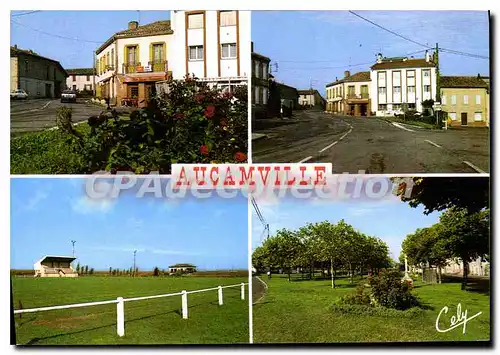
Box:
[449,112,457,120]
[221,43,237,59]
[408,103,416,109]
[407,71,415,78]
[188,46,204,61]
[423,70,430,77]
[259,87,264,104]
[442,95,446,105]
[393,104,401,110]
[474,112,482,121]
[463,95,468,104]
[188,13,204,29]
[129,84,139,98]
[378,104,387,111]
[262,63,268,79]
[424,85,431,93]
[408,86,415,93]
[476,94,481,105]
[153,43,164,63]
[378,87,386,95]
[451,95,456,105]
[111,49,114,67]
[72,85,77,91]
[126,46,138,64]
[72,75,76,82]
[393,86,401,94]
[220,10,237,26]
[86,75,91,81]
[348,85,355,97]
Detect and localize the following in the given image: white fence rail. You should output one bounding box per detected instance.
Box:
[14,282,247,337]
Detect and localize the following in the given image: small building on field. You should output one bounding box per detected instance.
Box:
[168,263,197,274]
[34,255,78,277]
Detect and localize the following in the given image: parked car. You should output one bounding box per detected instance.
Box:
[10,89,28,100]
[61,90,77,103]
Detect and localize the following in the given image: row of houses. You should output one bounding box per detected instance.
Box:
[11,10,250,105]
[325,51,490,127]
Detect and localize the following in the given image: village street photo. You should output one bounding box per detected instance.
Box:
[10,178,249,345]
[251,177,490,343]
[251,11,490,173]
[10,10,250,174]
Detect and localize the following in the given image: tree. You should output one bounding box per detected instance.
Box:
[309,221,343,288]
[393,177,489,215]
[260,229,303,281]
[84,265,89,275]
[438,208,489,290]
[76,263,81,274]
[89,268,94,275]
[109,267,112,275]
[153,267,160,277]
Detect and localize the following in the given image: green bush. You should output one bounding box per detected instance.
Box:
[369,269,420,310]
[331,303,424,318]
[338,283,372,306]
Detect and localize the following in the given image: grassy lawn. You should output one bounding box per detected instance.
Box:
[12,276,249,345]
[253,275,490,343]
[380,116,439,129]
[10,124,90,175]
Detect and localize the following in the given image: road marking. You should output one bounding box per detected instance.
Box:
[425,139,442,148]
[391,122,415,132]
[463,161,487,174]
[319,141,338,153]
[48,120,88,131]
[41,101,53,109]
[298,156,313,163]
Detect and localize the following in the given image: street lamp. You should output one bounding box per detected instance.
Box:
[133,250,137,277]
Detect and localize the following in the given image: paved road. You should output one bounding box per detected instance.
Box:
[252,110,490,173]
[11,98,105,134]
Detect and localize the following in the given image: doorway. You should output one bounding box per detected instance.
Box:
[461,112,468,125]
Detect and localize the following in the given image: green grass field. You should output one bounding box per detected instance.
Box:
[253,275,490,343]
[12,276,249,345]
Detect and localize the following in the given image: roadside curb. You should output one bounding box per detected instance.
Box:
[252,133,269,141]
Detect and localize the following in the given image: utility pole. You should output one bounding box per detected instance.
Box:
[71,240,76,257]
[133,250,137,277]
[435,42,441,127]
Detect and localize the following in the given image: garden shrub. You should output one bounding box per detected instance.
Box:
[369,269,420,310]
[338,283,372,306]
[69,75,248,174]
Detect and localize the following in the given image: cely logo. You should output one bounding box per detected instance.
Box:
[435,303,482,335]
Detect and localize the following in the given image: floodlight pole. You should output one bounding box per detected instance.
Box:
[133,250,137,277]
[71,240,76,257]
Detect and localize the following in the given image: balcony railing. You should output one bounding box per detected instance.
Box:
[122,61,168,74]
[347,93,369,99]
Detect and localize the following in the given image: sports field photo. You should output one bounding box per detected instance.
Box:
[11,178,249,345]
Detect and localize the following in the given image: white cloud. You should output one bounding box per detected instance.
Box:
[71,197,115,214]
[26,190,49,211]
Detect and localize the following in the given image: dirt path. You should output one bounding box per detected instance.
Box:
[252,276,268,304]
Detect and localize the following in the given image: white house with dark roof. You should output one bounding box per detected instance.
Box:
[66,68,95,92]
[370,51,437,116]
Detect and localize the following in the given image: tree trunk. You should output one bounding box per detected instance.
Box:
[330,258,335,289]
[462,259,468,290]
[438,266,442,284]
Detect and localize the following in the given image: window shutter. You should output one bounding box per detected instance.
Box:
[188,14,204,29]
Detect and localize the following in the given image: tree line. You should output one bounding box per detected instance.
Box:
[252,220,392,288]
[402,207,489,289]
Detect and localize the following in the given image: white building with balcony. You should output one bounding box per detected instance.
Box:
[370,51,437,116]
[326,71,371,116]
[95,20,173,107]
[170,10,250,92]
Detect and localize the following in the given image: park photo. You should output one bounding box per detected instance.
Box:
[251,177,490,343]
[10,177,249,345]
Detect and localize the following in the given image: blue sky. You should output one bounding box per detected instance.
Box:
[252,11,490,94]
[251,188,441,261]
[10,11,171,69]
[11,178,248,271]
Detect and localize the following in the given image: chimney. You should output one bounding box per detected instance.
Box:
[251,41,254,53]
[477,73,481,79]
[425,50,430,63]
[376,53,383,64]
[128,21,139,30]
[13,44,17,49]
[344,70,350,78]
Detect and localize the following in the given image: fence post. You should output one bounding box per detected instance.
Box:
[116,297,124,337]
[218,286,223,305]
[241,283,245,300]
[181,290,188,319]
